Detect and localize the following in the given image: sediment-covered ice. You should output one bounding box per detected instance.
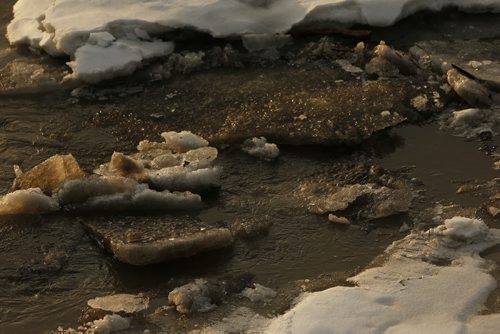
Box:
[7,0,500,82]
[264,217,500,333]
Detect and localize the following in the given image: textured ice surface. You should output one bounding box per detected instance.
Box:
[265,217,500,333]
[7,0,500,82]
[87,294,149,314]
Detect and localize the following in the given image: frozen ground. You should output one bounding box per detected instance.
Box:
[6,0,500,82]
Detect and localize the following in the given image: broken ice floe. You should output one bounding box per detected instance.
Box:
[242,137,280,161]
[8,0,500,83]
[168,279,225,314]
[84,216,234,265]
[87,294,149,314]
[11,154,85,195]
[299,182,412,220]
[264,217,500,333]
[0,131,220,216]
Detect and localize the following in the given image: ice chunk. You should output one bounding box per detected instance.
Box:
[0,188,60,216]
[148,166,222,193]
[442,107,499,139]
[241,283,277,303]
[168,279,224,314]
[88,294,149,314]
[92,314,130,334]
[108,152,147,181]
[182,146,218,169]
[11,154,85,195]
[429,217,489,243]
[79,184,203,213]
[150,152,182,169]
[57,176,138,205]
[161,131,209,153]
[66,39,174,83]
[447,68,494,106]
[303,183,411,219]
[242,137,279,161]
[85,216,234,265]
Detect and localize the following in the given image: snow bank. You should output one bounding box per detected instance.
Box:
[265,217,500,333]
[7,0,500,82]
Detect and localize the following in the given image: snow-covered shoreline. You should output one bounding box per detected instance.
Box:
[6,0,500,82]
[264,217,500,333]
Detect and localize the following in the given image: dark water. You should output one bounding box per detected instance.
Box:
[0,2,499,333]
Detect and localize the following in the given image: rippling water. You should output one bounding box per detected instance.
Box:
[1,2,499,332]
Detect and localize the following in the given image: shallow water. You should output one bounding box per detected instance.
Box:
[0,2,499,333]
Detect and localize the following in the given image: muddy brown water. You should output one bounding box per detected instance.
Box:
[1,2,499,333]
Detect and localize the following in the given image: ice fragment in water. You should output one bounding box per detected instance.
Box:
[242,137,279,161]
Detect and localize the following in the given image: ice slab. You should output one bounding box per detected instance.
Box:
[84,216,234,265]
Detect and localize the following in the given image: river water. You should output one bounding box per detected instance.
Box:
[1,2,499,333]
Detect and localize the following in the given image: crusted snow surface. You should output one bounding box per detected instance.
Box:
[7,0,500,82]
[264,217,500,333]
[0,188,60,215]
[242,137,280,161]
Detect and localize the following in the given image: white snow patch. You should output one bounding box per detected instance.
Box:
[66,39,174,83]
[0,188,60,216]
[8,0,500,82]
[242,137,280,161]
[264,217,500,333]
[92,314,131,334]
